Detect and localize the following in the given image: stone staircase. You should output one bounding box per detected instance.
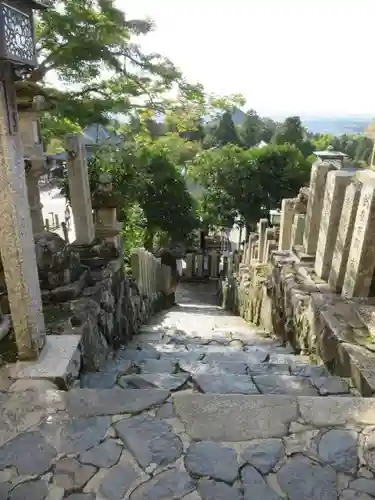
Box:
[2,283,375,499]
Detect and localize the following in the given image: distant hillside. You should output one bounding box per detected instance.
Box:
[301,116,372,136]
[212,109,372,136]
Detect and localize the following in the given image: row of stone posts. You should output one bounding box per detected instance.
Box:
[131,249,165,297]
[183,251,220,280]
[270,154,375,299]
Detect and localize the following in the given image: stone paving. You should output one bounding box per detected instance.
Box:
[3,283,375,499]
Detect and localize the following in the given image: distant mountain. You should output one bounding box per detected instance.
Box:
[301,116,373,136]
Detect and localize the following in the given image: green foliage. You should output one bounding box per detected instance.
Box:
[213,111,241,146]
[189,143,310,229]
[273,116,305,146]
[34,0,203,143]
[122,204,147,256]
[240,109,262,148]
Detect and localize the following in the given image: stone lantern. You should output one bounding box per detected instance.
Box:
[0,0,50,360]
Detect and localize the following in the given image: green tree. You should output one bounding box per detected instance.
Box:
[273,116,305,146]
[32,0,203,141]
[189,143,310,230]
[214,111,241,146]
[240,109,262,148]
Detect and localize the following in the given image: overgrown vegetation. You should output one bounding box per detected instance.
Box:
[33,1,374,254]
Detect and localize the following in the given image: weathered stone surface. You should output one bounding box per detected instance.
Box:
[115,349,159,361]
[9,480,48,500]
[350,478,375,496]
[39,415,111,454]
[291,364,329,377]
[155,402,175,419]
[173,394,298,440]
[130,469,195,500]
[185,441,238,483]
[79,439,122,468]
[119,373,189,391]
[340,491,373,500]
[247,363,290,376]
[193,374,259,394]
[179,360,248,375]
[65,495,96,500]
[362,428,375,472]
[138,358,176,374]
[241,465,281,500]
[312,376,350,395]
[197,479,242,500]
[203,348,269,365]
[8,379,58,392]
[0,430,57,475]
[277,456,337,500]
[318,429,358,472]
[80,371,118,389]
[298,397,375,427]
[0,482,11,500]
[66,388,169,416]
[242,438,284,474]
[99,451,141,500]
[9,334,81,389]
[53,457,96,492]
[115,414,183,468]
[253,375,318,395]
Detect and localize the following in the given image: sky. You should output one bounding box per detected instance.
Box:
[118,0,375,118]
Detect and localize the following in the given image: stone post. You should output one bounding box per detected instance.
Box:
[19,110,45,234]
[291,214,306,247]
[303,160,337,255]
[262,228,274,263]
[25,167,44,233]
[265,240,278,262]
[342,170,375,297]
[0,67,45,360]
[210,251,219,278]
[196,254,204,278]
[278,198,295,251]
[329,180,361,292]
[65,134,95,244]
[251,242,259,261]
[315,170,355,280]
[258,219,268,263]
[185,253,193,278]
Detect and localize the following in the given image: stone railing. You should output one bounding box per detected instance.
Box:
[221,158,375,396]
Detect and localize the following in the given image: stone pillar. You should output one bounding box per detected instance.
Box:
[0,68,45,360]
[185,253,193,278]
[279,198,295,250]
[303,160,337,255]
[26,168,44,233]
[291,214,306,247]
[329,180,361,292]
[210,251,219,278]
[251,242,259,261]
[65,134,95,244]
[19,110,45,234]
[315,170,355,280]
[342,170,375,297]
[262,228,274,263]
[131,250,140,283]
[265,240,278,262]
[196,254,204,278]
[258,219,268,263]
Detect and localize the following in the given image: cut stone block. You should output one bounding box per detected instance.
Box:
[8,335,81,389]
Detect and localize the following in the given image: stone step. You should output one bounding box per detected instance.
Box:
[172,392,375,441]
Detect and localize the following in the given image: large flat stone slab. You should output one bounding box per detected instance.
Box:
[193,374,259,394]
[115,414,183,468]
[298,397,375,426]
[8,335,81,389]
[173,394,298,441]
[65,388,169,417]
[252,375,318,396]
[185,441,238,483]
[179,360,248,375]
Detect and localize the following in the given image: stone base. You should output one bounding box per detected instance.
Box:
[8,335,81,389]
[292,245,315,263]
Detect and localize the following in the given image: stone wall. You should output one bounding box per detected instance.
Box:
[222,158,375,396]
[0,233,170,377]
